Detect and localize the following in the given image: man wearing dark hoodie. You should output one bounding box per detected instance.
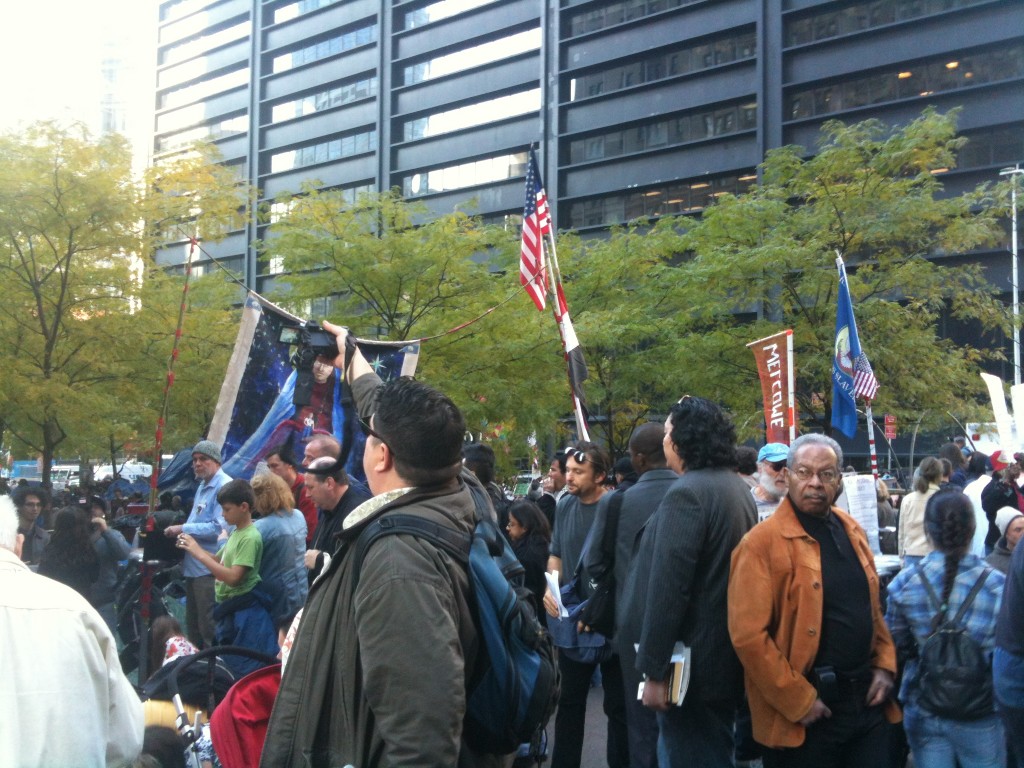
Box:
[262,322,499,767]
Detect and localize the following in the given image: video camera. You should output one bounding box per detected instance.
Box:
[279,322,339,407]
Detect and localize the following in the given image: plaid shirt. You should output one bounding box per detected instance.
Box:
[885,552,1005,705]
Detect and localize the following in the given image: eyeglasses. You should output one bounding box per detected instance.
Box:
[791,466,840,484]
[766,460,787,472]
[361,415,394,455]
[677,395,692,404]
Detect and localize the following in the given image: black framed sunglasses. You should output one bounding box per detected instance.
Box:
[360,415,396,456]
[563,446,588,465]
[766,460,788,472]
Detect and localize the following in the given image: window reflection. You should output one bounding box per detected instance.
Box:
[403,152,528,196]
[569,29,756,101]
[569,99,756,162]
[160,67,249,110]
[567,172,756,228]
[271,76,378,122]
[787,43,1024,120]
[402,88,540,140]
[274,0,344,24]
[785,0,990,47]
[403,0,500,29]
[161,21,249,66]
[156,115,249,153]
[403,28,541,85]
[270,131,378,173]
[567,0,707,38]
[273,24,378,73]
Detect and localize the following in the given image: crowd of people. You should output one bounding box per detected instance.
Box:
[2,322,1024,767]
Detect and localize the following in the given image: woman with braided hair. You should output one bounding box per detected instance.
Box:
[885,490,1006,768]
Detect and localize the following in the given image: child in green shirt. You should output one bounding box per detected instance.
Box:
[178,478,277,672]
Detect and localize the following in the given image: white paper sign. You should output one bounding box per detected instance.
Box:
[841,473,881,555]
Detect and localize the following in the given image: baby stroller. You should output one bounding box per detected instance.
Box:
[143,646,278,768]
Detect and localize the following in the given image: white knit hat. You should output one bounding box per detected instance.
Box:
[995,507,1024,538]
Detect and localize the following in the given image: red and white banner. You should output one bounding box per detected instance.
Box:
[747,329,797,444]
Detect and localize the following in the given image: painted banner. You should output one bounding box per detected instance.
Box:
[208,292,420,485]
[747,329,796,444]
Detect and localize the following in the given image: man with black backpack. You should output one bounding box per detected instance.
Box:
[262,323,552,767]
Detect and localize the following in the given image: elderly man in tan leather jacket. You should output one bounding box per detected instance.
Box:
[728,433,900,768]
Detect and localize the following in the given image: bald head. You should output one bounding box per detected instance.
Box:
[302,434,341,467]
[629,422,667,474]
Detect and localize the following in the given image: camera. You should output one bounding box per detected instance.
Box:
[279,322,340,407]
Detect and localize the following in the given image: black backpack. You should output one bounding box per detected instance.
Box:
[912,564,994,721]
[351,494,559,755]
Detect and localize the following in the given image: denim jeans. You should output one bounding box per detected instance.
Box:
[903,705,1005,768]
[995,647,1024,768]
[656,697,736,768]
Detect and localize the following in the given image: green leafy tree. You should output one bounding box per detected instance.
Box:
[670,108,1008,438]
[263,188,568,467]
[0,123,248,481]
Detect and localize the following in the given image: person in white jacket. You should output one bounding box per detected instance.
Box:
[0,495,143,767]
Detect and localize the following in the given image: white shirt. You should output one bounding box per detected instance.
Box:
[0,547,143,767]
[963,474,990,557]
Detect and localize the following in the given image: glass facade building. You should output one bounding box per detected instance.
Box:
[153,0,1023,298]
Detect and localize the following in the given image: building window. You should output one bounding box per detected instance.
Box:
[159,67,249,110]
[402,0,500,30]
[403,152,528,197]
[567,172,757,228]
[786,42,1024,120]
[568,28,756,102]
[568,99,757,163]
[274,0,344,24]
[156,114,249,153]
[272,23,378,73]
[784,0,992,47]
[402,28,541,85]
[270,76,378,123]
[401,88,540,141]
[160,20,249,66]
[270,130,378,173]
[566,0,713,37]
[957,122,1024,170]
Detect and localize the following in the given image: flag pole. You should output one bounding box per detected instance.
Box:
[544,227,591,441]
[865,400,879,480]
[787,329,796,443]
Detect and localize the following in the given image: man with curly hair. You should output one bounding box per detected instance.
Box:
[625,397,756,766]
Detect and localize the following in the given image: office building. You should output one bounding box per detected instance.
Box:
[153,0,1023,314]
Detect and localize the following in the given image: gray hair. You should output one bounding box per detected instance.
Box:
[0,496,18,552]
[788,433,843,471]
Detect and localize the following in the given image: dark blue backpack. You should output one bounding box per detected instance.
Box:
[351,505,559,755]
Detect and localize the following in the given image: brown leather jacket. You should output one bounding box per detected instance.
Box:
[728,496,900,748]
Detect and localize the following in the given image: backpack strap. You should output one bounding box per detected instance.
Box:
[949,567,992,627]
[351,513,471,592]
[915,562,992,632]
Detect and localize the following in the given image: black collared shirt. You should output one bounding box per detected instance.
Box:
[794,508,873,674]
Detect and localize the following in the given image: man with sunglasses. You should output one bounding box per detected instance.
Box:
[728,433,898,768]
[263,321,501,767]
[754,443,790,522]
[544,441,629,768]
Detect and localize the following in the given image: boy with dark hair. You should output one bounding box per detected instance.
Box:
[177,479,277,674]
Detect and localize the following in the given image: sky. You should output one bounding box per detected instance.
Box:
[1,0,158,162]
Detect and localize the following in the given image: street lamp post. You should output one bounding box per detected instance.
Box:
[1000,165,1023,386]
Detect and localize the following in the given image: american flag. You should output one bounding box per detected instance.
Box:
[853,352,879,401]
[520,149,550,312]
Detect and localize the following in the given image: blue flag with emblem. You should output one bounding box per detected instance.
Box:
[832,256,879,439]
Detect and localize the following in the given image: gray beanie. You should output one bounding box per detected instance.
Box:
[192,440,222,464]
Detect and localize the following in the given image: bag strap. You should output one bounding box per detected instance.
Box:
[351,513,471,591]
[949,567,991,627]
[915,561,992,632]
